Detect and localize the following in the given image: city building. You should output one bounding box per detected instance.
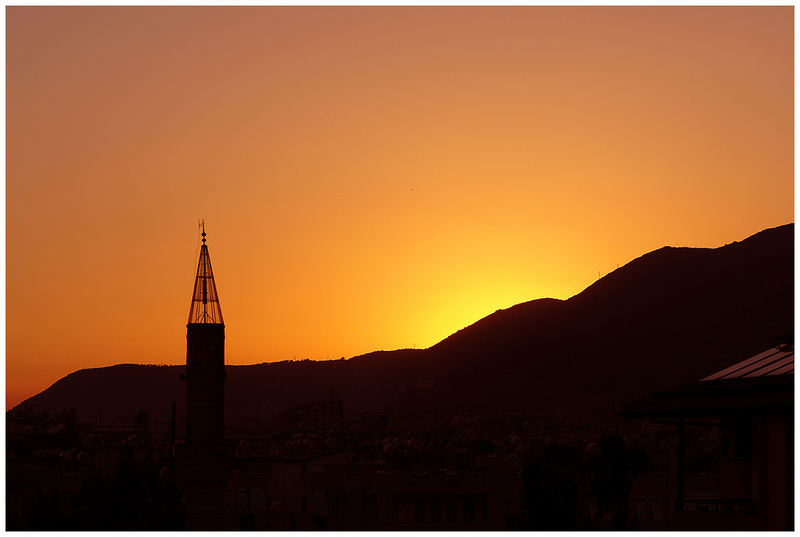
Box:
[622,343,793,530]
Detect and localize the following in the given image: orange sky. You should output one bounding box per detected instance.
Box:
[6,6,794,409]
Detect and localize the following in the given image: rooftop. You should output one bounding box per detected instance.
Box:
[701,346,793,381]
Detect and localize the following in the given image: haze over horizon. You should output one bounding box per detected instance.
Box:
[7,6,793,409]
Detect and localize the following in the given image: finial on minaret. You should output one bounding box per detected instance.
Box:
[201,220,206,244]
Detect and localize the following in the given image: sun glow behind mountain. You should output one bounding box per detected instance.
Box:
[6,6,793,408]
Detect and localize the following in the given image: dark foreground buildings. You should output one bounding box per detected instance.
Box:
[622,344,793,530]
[171,230,528,529]
[170,232,793,530]
[6,230,793,530]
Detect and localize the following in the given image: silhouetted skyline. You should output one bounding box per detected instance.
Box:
[6,7,793,530]
[7,6,793,410]
[13,222,793,422]
[8,222,793,530]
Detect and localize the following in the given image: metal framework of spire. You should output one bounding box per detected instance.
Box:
[188,223,224,325]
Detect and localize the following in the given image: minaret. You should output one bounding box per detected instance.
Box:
[186,222,225,444]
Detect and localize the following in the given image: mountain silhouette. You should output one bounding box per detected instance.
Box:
[10,224,793,426]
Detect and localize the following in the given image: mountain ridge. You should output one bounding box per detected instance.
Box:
[11,223,793,425]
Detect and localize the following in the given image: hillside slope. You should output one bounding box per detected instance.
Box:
[11,224,793,424]
[410,224,794,413]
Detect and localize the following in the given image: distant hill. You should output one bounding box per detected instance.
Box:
[10,224,793,426]
[411,223,794,414]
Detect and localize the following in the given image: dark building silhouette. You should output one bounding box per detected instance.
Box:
[7,223,792,530]
[185,224,225,444]
[176,225,234,529]
[622,343,794,530]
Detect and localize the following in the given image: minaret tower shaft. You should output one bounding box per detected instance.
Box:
[185,222,225,444]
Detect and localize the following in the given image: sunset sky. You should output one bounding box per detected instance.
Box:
[6,6,793,408]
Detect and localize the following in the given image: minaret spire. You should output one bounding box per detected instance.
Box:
[184,221,226,447]
[188,221,224,325]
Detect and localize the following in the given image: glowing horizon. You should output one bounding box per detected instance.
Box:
[7,6,793,409]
